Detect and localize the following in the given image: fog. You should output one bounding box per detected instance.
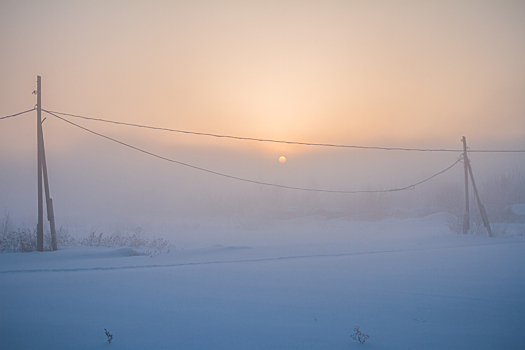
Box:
[1,109,524,238]
[1,0,525,245]
[2,4,525,348]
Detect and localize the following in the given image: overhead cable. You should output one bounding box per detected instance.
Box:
[45,109,461,194]
[0,108,36,120]
[44,110,525,153]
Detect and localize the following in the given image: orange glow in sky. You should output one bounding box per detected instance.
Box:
[1,0,524,154]
[1,1,525,223]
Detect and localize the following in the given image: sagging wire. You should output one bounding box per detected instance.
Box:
[44,109,464,152]
[0,108,36,120]
[44,109,463,194]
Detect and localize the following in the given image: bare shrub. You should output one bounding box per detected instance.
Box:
[56,226,76,246]
[80,228,173,254]
[1,227,37,252]
[0,212,173,254]
[351,326,370,344]
[104,329,113,343]
[0,212,36,252]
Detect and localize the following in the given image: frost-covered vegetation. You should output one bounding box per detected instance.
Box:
[0,212,36,252]
[80,228,173,256]
[0,213,173,254]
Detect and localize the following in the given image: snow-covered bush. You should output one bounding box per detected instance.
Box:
[80,229,173,254]
[0,227,37,252]
[0,225,77,252]
[0,212,37,252]
[0,212,173,253]
[55,226,76,246]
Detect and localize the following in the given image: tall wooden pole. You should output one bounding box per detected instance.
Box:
[36,76,44,251]
[462,136,470,234]
[466,158,493,237]
[39,127,58,250]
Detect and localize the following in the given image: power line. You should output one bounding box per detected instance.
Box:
[468,149,525,153]
[0,108,35,120]
[44,109,462,194]
[44,109,525,153]
[41,109,473,153]
[3,108,525,153]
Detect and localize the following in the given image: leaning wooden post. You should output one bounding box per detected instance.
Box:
[466,155,493,237]
[462,136,470,234]
[36,76,44,251]
[39,125,58,250]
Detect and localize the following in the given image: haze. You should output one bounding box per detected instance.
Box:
[1,1,524,235]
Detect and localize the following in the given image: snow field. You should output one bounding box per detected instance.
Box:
[1,214,524,349]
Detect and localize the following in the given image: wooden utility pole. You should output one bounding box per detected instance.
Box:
[462,136,470,234]
[466,156,493,237]
[36,75,58,251]
[461,136,493,237]
[40,126,58,250]
[36,76,44,251]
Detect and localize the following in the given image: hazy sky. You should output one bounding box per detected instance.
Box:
[1,1,524,223]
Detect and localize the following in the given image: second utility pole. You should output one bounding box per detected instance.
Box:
[461,136,493,237]
[462,136,470,234]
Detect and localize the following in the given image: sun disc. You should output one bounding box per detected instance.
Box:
[279,156,286,163]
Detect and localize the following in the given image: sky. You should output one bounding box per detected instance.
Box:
[1,0,524,225]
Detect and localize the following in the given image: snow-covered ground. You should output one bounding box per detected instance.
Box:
[1,213,524,349]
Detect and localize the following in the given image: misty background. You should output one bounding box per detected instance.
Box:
[1,1,524,245]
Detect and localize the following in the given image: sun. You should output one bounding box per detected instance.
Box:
[279,156,286,163]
